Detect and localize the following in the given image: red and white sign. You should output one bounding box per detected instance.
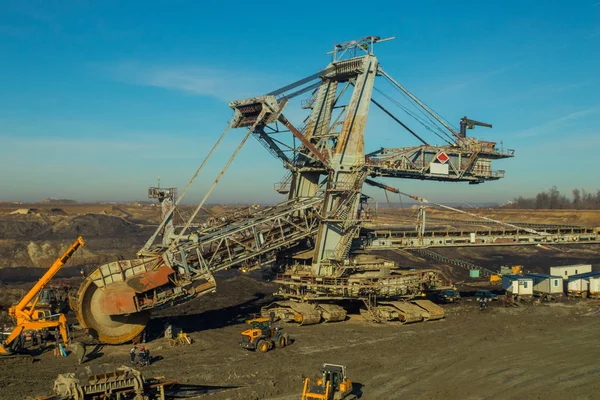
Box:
[436,152,449,164]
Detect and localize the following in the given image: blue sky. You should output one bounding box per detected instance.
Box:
[0,0,599,205]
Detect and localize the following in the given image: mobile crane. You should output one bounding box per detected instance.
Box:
[0,236,85,355]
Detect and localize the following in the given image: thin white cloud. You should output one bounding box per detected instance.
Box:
[516,107,600,137]
[0,134,204,160]
[5,137,158,151]
[104,62,286,102]
[435,63,520,95]
[586,29,600,39]
[539,131,600,150]
[494,80,597,104]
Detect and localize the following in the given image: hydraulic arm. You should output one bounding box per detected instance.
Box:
[1,236,85,354]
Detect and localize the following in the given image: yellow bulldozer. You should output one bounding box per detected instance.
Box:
[301,364,357,400]
[0,237,85,357]
[238,314,290,353]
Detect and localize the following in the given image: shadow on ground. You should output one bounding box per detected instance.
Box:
[165,383,242,398]
[148,292,274,338]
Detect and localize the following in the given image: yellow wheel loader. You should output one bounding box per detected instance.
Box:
[238,314,290,353]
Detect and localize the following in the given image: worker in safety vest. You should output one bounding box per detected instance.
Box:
[144,347,151,366]
[130,346,137,364]
[138,346,146,366]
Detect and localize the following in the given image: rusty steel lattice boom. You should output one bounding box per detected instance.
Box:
[73,197,322,344]
[74,36,515,343]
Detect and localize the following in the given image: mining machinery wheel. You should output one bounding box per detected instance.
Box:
[275,336,286,349]
[74,277,150,345]
[276,333,290,348]
[257,340,269,353]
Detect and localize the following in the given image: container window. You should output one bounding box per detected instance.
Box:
[553,280,558,287]
[576,270,578,274]
[565,271,568,276]
[524,282,528,288]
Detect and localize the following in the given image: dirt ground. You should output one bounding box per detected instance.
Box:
[2,207,600,399]
[0,202,244,270]
[2,271,600,399]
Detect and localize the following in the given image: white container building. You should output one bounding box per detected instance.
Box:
[524,273,563,295]
[567,272,600,297]
[589,276,600,297]
[502,275,534,296]
[550,264,592,279]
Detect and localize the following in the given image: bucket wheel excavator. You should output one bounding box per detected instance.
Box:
[72,36,513,344]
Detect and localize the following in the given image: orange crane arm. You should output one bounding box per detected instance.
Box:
[12,236,85,315]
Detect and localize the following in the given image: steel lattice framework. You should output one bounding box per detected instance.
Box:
[74,36,517,344]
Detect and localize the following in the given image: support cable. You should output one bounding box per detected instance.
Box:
[140,123,233,253]
[369,95,429,145]
[379,67,462,142]
[379,78,456,143]
[172,110,268,248]
[373,87,453,145]
[389,82,456,141]
[390,80,459,134]
[397,191,546,236]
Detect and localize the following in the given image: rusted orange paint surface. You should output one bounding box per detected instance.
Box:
[99,282,137,315]
[127,265,174,293]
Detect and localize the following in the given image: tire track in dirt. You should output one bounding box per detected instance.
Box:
[363,315,600,399]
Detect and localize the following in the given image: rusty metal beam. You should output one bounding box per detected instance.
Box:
[278,114,330,166]
[364,178,399,193]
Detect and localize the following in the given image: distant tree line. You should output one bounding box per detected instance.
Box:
[505,186,600,210]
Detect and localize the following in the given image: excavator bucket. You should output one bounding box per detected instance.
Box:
[71,257,171,344]
[73,275,150,344]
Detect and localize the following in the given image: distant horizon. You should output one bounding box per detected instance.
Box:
[0,197,538,208]
[0,197,501,206]
[3,187,598,208]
